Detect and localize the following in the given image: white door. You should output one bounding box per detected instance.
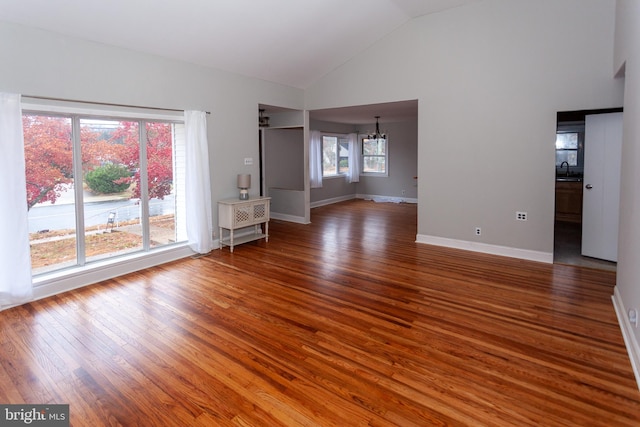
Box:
[581,112,623,262]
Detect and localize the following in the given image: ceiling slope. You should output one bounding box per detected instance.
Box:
[0,0,480,88]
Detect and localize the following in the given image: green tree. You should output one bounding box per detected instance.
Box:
[85,163,131,194]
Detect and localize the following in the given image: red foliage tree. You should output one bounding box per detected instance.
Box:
[22,117,173,210]
[80,125,127,173]
[108,121,174,200]
[23,115,74,210]
[144,123,174,200]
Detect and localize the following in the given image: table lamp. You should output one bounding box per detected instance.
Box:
[237,174,251,200]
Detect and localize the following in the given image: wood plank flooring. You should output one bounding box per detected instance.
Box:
[1,199,639,426]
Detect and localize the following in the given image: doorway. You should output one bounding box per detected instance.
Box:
[258,104,308,224]
[553,108,620,271]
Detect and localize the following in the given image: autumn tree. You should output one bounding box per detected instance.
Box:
[80,123,127,173]
[23,115,74,210]
[22,117,173,210]
[108,121,174,200]
[23,115,118,209]
[144,123,174,200]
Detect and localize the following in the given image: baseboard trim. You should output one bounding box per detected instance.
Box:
[357,194,418,204]
[311,194,418,209]
[31,245,195,304]
[310,194,356,209]
[270,212,309,224]
[612,286,640,390]
[415,234,553,264]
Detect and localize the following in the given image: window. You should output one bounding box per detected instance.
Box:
[24,109,186,276]
[322,135,349,177]
[362,136,387,175]
[555,132,579,166]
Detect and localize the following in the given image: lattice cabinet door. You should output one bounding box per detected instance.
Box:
[252,201,268,221]
[234,205,252,227]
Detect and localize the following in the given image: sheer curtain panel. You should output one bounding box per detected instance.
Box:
[0,93,33,307]
[310,130,323,188]
[184,110,214,254]
[347,133,360,183]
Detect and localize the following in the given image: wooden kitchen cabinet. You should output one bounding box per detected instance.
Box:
[555,181,583,223]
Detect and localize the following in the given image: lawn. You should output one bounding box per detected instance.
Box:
[29,215,175,270]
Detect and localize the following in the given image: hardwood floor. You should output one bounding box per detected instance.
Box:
[1,199,638,426]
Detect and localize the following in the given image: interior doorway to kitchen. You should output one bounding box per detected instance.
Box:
[553,108,620,271]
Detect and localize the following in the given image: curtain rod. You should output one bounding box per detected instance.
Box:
[22,95,211,115]
[317,130,357,134]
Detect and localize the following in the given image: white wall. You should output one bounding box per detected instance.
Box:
[613,0,640,386]
[306,0,623,259]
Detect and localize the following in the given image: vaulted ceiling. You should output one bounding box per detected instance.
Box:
[0,0,480,89]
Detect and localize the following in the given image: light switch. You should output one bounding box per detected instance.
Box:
[244,157,253,165]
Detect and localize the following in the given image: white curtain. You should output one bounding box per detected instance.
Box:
[347,133,360,183]
[0,93,33,307]
[184,110,214,254]
[309,130,323,188]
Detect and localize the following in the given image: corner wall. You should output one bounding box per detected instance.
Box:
[612,0,640,389]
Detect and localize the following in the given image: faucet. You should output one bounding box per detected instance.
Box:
[559,161,570,177]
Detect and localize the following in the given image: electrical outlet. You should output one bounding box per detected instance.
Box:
[244,157,253,166]
[516,211,527,221]
[475,227,481,236]
[630,309,639,327]
[401,190,406,196]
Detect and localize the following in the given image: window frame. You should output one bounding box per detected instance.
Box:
[321,134,350,178]
[555,132,579,167]
[22,101,187,278]
[360,134,389,177]
[555,122,585,174]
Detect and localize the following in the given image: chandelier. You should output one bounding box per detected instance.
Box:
[367,116,386,140]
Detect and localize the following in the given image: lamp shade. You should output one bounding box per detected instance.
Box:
[237,174,251,189]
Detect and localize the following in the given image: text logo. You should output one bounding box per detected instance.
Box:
[0,405,69,426]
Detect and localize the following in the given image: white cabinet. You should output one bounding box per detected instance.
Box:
[218,197,270,252]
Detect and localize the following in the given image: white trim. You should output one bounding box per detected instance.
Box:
[310,194,418,208]
[270,212,309,224]
[357,194,417,204]
[359,133,389,177]
[310,194,357,209]
[22,101,183,122]
[612,286,640,390]
[322,174,349,180]
[321,133,350,178]
[415,234,553,264]
[15,244,196,310]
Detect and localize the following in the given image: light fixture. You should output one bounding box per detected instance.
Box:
[367,116,386,140]
[259,109,270,127]
[237,174,251,200]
